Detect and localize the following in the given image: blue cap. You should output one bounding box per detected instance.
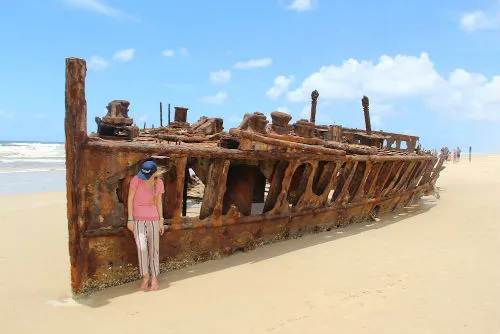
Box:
[137,160,158,180]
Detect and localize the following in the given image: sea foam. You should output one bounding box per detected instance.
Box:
[0,141,65,173]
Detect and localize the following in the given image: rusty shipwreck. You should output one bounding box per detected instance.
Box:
[65,58,444,295]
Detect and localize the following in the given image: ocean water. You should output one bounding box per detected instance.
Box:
[0,141,66,195]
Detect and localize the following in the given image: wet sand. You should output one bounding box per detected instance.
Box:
[1,155,499,333]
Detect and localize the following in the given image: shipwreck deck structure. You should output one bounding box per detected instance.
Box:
[65,58,444,295]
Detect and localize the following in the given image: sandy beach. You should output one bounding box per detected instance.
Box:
[1,155,498,334]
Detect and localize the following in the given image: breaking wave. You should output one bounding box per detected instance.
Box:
[0,141,65,173]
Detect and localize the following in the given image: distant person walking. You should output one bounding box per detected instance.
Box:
[457,147,461,162]
[441,146,450,163]
[127,160,165,291]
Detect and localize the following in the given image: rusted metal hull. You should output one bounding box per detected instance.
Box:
[81,186,429,291]
[65,58,444,296]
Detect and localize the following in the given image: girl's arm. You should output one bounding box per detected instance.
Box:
[127,181,137,231]
[155,179,165,235]
[156,190,163,223]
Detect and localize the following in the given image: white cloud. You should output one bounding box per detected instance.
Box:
[278,52,500,122]
[88,56,110,70]
[287,0,316,12]
[162,49,174,57]
[460,10,500,31]
[202,91,228,104]
[368,102,396,129]
[210,70,231,84]
[287,53,442,102]
[234,58,272,69]
[425,69,500,121]
[60,0,136,20]
[266,75,294,99]
[162,47,188,57]
[113,48,135,62]
[0,110,14,119]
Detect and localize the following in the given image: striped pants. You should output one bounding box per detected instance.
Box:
[133,220,160,278]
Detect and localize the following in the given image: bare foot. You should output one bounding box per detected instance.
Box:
[150,279,159,291]
[140,278,149,291]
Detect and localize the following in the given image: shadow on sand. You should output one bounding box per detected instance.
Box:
[76,196,438,308]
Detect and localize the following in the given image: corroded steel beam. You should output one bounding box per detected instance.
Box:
[87,138,346,162]
[336,161,359,204]
[389,161,417,195]
[167,156,188,228]
[365,162,384,197]
[65,58,89,294]
[353,161,373,201]
[230,128,346,156]
[86,138,433,163]
[200,159,230,221]
[380,162,405,197]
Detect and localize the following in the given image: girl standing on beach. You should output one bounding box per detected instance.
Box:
[127,160,165,291]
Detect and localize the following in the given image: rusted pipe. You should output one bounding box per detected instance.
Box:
[160,102,163,127]
[361,96,372,134]
[168,103,171,125]
[310,90,319,123]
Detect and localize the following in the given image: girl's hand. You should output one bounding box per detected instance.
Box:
[127,221,135,232]
[159,222,165,236]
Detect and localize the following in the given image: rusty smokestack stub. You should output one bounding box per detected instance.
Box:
[362,95,371,134]
[310,90,319,123]
[174,106,188,123]
[169,106,190,129]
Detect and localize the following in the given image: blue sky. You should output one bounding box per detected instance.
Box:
[1,0,499,152]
